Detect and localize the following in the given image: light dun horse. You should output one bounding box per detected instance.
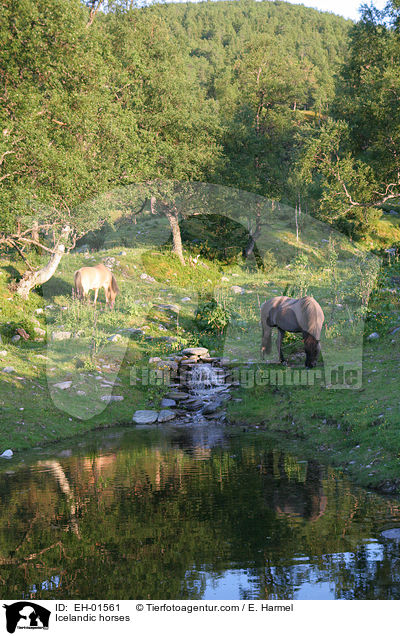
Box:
[74,263,119,309]
[261,296,324,368]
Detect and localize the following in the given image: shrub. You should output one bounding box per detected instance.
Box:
[195,298,230,335]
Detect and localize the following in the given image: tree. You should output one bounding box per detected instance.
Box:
[104,6,223,263]
[0,0,149,295]
[297,1,400,238]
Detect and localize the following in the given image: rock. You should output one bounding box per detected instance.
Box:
[34,327,46,337]
[51,331,72,341]
[161,398,176,408]
[390,326,400,335]
[0,350,7,356]
[231,285,245,294]
[156,303,180,313]
[103,257,116,268]
[381,528,400,540]
[368,332,380,340]
[35,308,44,314]
[202,401,222,415]
[53,381,72,390]
[107,334,122,342]
[140,273,156,283]
[157,409,176,423]
[16,328,30,340]
[221,276,229,282]
[157,360,178,373]
[149,357,162,364]
[184,399,203,411]
[181,347,209,357]
[76,390,86,396]
[100,395,124,402]
[181,297,191,302]
[0,449,13,459]
[11,335,20,343]
[132,410,159,424]
[165,391,189,401]
[2,367,15,373]
[122,327,144,336]
[119,250,127,256]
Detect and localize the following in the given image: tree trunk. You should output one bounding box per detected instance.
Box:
[16,226,70,298]
[165,209,185,265]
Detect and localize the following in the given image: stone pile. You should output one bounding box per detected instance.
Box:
[132,347,232,426]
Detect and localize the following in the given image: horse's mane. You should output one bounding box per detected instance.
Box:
[298,296,324,341]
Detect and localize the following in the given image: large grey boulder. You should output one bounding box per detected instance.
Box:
[161,398,176,408]
[381,528,400,540]
[157,410,176,423]
[181,347,209,357]
[132,410,158,424]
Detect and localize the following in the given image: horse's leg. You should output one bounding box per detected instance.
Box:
[105,284,111,309]
[93,288,98,306]
[277,328,286,364]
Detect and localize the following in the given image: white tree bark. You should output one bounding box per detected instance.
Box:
[16,226,71,298]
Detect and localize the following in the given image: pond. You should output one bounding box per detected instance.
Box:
[1,424,400,600]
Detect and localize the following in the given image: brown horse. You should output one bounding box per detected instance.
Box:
[74,263,119,309]
[260,296,324,368]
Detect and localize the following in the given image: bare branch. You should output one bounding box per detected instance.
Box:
[0,150,15,165]
[86,0,104,28]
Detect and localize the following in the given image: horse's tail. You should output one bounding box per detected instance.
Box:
[74,270,83,299]
[260,301,272,357]
[110,274,119,296]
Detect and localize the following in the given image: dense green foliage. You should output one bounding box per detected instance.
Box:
[2,0,400,250]
[0,0,352,251]
[299,1,400,238]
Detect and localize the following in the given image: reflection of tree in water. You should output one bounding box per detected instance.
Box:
[0,432,400,599]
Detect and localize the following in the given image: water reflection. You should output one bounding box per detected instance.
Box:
[0,425,399,599]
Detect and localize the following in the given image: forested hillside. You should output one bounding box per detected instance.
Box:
[135,0,351,199]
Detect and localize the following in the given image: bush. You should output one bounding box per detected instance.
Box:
[195,298,230,334]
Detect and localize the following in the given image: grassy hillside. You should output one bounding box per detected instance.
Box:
[0,209,399,494]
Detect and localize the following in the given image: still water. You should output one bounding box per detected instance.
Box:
[1,424,400,600]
